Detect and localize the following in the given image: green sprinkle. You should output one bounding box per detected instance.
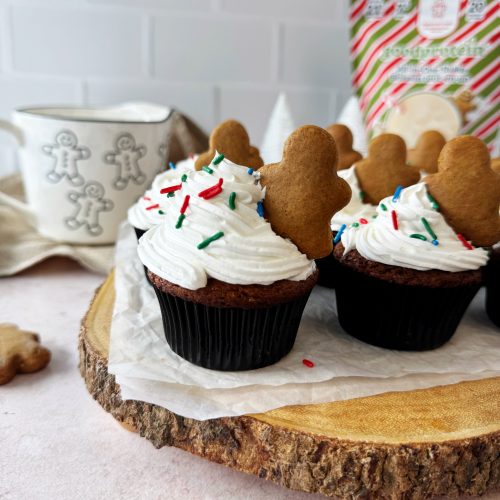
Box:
[197,231,224,250]
[228,192,236,210]
[181,174,188,182]
[427,192,440,210]
[159,210,165,215]
[359,191,365,202]
[380,203,387,211]
[410,233,427,241]
[175,213,185,229]
[213,153,224,165]
[202,166,214,174]
[352,222,360,228]
[167,192,175,198]
[421,217,437,241]
[372,214,378,219]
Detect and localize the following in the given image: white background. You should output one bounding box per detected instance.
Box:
[0,0,351,176]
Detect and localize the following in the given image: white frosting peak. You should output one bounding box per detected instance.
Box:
[138,155,315,290]
[341,182,489,272]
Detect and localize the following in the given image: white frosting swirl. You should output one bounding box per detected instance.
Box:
[127,157,195,231]
[331,166,377,231]
[341,182,489,272]
[138,155,315,290]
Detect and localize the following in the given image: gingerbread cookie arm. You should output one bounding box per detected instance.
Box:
[325,124,363,170]
[407,130,446,174]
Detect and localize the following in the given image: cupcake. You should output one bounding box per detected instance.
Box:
[138,125,349,370]
[127,156,195,240]
[333,136,499,350]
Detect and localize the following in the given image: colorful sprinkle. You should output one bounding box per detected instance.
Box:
[391,210,399,230]
[427,192,440,210]
[202,166,214,174]
[351,222,360,228]
[146,204,160,211]
[359,218,368,225]
[180,194,190,214]
[143,196,151,201]
[175,213,185,229]
[158,210,165,215]
[431,240,439,246]
[421,217,437,241]
[380,203,387,211]
[213,153,224,165]
[228,192,236,210]
[302,359,314,368]
[372,214,378,219]
[410,233,427,241]
[359,191,366,202]
[167,192,175,198]
[247,168,254,175]
[181,174,188,182]
[169,162,176,170]
[257,201,264,217]
[160,183,182,194]
[392,185,403,202]
[199,179,224,199]
[333,224,346,244]
[197,231,224,250]
[457,233,474,250]
[202,187,222,200]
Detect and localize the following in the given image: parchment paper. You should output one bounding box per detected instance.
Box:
[108,223,500,419]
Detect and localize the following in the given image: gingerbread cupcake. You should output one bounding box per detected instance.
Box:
[333,136,498,350]
[138,126,349,370]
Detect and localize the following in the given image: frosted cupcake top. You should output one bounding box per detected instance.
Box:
[127,157,195,231]
[340,182,489,272]
[331,166,377,231]
[138,154,315,290]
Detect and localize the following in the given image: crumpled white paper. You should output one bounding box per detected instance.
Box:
[108,223,500,420]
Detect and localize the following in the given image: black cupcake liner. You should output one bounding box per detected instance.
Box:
[150,280,312,371]
[485,250,500,328]
[132,227,151,282]
[334,259,481,351]
[315,232,339,289]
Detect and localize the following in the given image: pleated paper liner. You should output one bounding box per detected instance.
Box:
[150,280,313,371]
[334,258,481,351]
[485,248,500,328]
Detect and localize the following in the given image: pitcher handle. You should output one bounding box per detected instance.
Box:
[0,119,24,145]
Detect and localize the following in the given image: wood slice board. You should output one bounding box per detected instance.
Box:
[79,272,500,499]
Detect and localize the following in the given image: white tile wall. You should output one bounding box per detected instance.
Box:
[0,0,352,176]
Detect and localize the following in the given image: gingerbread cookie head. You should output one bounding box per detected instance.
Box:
[454,90,476,123]
[259,125,351,259]
[0,324,51,385]
[407,130,446,174]
[195,120,263,171]
[354,133,420,205]
[425,136,500,247]
[325,124,363,170]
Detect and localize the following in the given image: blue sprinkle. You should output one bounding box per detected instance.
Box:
[431,239,439,246]
[257,201,264,217]
[247,168,254,175]
[333,224,346,245]
[169,162,176,170]
[392,185,403,202]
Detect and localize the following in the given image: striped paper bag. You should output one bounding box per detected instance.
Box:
[350,0,499,153]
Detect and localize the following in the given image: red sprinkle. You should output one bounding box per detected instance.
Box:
[359,218,368,225]
[199,179,224,198]
[145,204,160,211]
[302,359,314,368]
[160,183,182,195]
[180,194,191,214]
[391,210,399,230]
[143,196,151,201]
[201,186,222,200]
[457,233,474,250]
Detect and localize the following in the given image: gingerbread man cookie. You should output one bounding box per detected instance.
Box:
[0,324,51,385]
[491,157,500,175]
[454,90,476,124]
[425,136,500,247]
[407,130,446,174]
[259,125,351,259]
[325,124,362,170]
[195,120,263,171]
[355,133,420,205]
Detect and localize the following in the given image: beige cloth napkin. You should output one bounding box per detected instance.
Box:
[0,111,208,277]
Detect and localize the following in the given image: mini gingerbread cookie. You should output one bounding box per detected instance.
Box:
[491,157,500,175]
[259,125,351,259]
[407,130,446,174]
[325,124,363,170]
[425,136,500,248]
[0,324,51,385]
[195,120,263,171]
[454,90,476,124]
[354,133,420,205]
